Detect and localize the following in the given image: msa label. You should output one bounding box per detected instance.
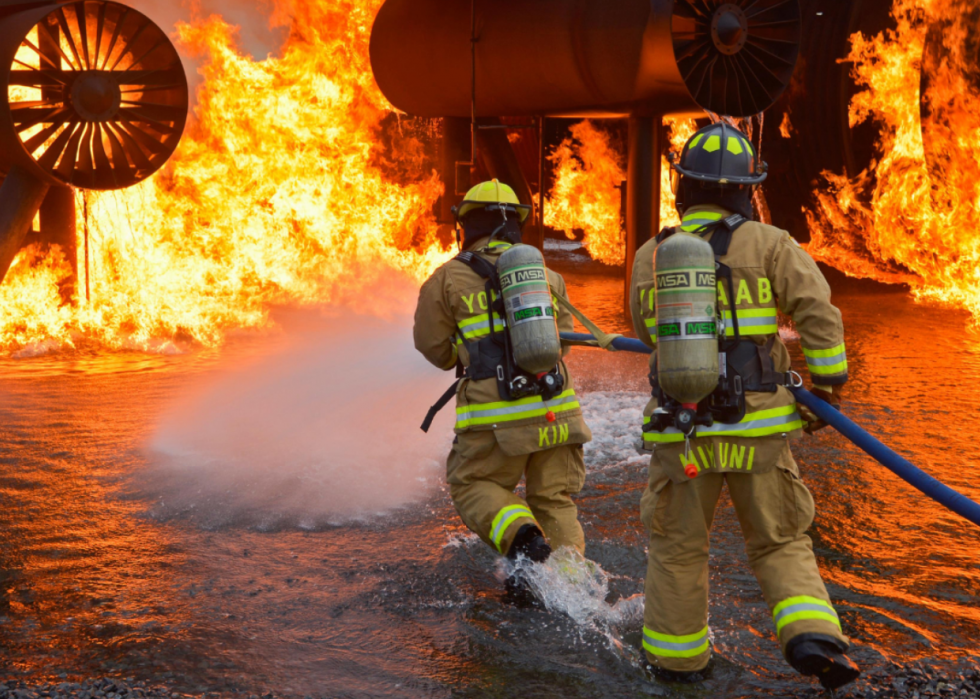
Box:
[657,272,690,290]
[658,323,681,338]
[511,304,554,326]
[658,316,717,342]
[500,266,547,291]
[685,321,717,336]
[656,269,716,291]
[696,272,716,288]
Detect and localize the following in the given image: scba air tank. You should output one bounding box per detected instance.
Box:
[497,245,562,375]
[655,233,719,405]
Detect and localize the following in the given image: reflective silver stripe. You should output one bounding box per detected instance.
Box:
[774,603,839,625]
[730,315,774,329]
[643,631,706,652]
[806,354,845,367]
[459,392,578,421]
[490,504,534,547]
[643,405,803,442]
[460,318,505,336]
[463,320,492,334]
[642,626,710,658]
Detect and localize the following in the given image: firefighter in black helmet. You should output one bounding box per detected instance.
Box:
[631,122,859,690]
[670,121,766,219]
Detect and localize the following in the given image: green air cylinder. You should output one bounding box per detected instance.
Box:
[497,244,562,375]
[655,233,719,405]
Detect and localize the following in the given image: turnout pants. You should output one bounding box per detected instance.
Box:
[447,430,586,556]
[641,442,847,672]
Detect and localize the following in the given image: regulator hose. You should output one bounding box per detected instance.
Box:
[560,332,980,528]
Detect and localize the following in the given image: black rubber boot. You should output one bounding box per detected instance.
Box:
[648,664,710,684]
[787,633,862,691]
[505,524,551,563]
[503,525,550,605]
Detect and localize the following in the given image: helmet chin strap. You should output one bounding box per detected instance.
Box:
[490,206,523,245]
[490,205,509,240]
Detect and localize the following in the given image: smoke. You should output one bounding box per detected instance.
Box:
[144,305,454,529]
[125,0,290,102]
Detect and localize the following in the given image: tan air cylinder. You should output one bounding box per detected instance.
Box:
[497,244,561,375]
[655,233,719,405]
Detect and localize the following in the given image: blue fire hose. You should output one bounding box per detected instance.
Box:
[561,332,980,528]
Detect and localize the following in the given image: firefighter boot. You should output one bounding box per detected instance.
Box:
[647,660,712,684]
[507,524,551,562]
[787,633,861,690]
[504,524,551,603]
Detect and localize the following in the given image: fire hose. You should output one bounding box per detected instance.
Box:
[560,332,980,528]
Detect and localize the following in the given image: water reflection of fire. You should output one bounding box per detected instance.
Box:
[0,0,449,353]
[807,0,980,322]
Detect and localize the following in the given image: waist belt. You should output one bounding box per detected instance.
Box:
[421,378,460,433]
[726,336,785,393]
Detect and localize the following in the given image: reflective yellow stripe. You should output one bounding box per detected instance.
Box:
[644,317,658,344]
[458,312,506,340]
[644,405,803,443]
[809,361,848,375]
[487,241,512,250]
[457,389,575,414]
[703,135,721,152]
[689,133,704,150]
[681,211,724,232]
[724,308,775,318]
[444,344,458,369]
[726,137,744,155]
[642,625,710,658]
[803,344,846,358]
[489,504,535,553]
[803,343,848,376]
[723,307,778,336]
[456,389,579,429]
[772,596,841,635]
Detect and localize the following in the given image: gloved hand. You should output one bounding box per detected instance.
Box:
[798,384,842,435]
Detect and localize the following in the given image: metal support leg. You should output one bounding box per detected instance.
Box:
[39,185,78,302]
[625,115,662,319]
[0,166,50,285]
[440,117,471,221]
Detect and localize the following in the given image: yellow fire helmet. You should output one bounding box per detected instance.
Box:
[454,179,532,223]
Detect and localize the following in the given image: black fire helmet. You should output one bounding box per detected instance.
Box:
[672,122,768,186]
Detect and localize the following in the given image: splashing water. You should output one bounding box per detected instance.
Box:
[501,549,646,662]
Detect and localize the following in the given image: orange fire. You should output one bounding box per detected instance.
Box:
[544,119,697,266]
[0,0,449,353]
[807,0,980,321]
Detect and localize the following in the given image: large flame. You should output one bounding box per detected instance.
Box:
[807,0,980,321]
[544,119,696,266]
[0,0,450,353]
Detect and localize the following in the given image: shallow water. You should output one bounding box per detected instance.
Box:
[0,243,978,697]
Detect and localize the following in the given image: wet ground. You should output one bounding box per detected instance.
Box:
[0,241,978,698]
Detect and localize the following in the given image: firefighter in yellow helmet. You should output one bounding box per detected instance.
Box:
[630,123,860,690]
[414,180,592,594]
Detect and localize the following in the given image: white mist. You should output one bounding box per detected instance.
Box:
[147,310,454,528]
